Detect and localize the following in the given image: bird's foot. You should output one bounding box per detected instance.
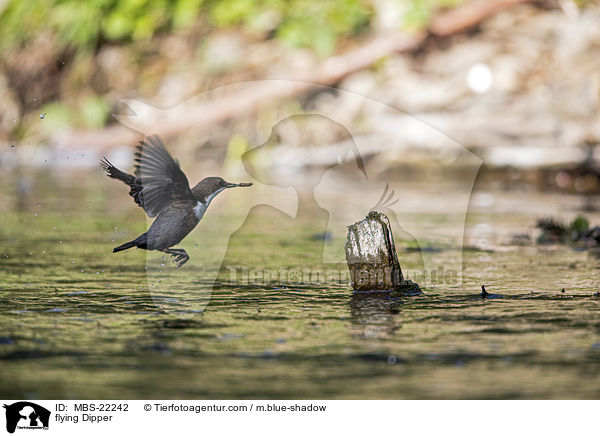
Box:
[162,248,190,268]
[174,255,189,268]
[169,253,189,268]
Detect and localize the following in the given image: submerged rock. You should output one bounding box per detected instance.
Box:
[536,215,600,246]
[345,211,421,294]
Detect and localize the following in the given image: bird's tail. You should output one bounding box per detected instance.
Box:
[113,233,147,253]
[113,241,137,253]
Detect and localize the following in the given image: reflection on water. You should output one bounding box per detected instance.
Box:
[349,293,403,339]
[1,173,600,399]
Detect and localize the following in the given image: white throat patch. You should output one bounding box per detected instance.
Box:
[193,187,226,220]
[193,202,207,220]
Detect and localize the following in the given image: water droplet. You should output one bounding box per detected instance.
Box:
[40,113,46,120]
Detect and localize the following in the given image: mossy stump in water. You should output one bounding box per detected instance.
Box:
[345,211,421,295]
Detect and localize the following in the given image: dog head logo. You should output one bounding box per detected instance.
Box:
[113,80,481,313]
[3,402,50,434]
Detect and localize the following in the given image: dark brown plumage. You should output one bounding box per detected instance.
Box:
[101,135,252,267]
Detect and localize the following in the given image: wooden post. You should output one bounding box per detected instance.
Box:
[345,211,421,294]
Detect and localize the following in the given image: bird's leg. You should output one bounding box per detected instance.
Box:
[161,248,190,267]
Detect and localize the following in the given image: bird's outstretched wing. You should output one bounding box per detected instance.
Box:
[101,135,195,218]
[133,135,195,217]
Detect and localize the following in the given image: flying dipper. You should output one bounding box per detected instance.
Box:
[100,135,252,267]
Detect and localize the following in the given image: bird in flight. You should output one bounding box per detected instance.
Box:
[100,135,252,267]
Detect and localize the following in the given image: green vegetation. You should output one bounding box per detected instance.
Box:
[0,0,474,137]
[0,0,473,57]
[0,0,203,52]
[536,215,599,245]
[403,0,464,30]
[0,0,369,55]
[39,96,110,132]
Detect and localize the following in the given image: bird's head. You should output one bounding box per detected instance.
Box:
[192,177,252,203]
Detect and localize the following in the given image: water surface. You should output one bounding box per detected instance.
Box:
[1,175,599,399]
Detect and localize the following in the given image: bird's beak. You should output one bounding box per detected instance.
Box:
[226,182,253,188]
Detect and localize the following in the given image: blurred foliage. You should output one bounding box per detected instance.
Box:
[536,215,594,244]
[569,215,590,240]
[0,0,483,136]
[39,96,110,132]
[574,0,599,6]
[209,0,372,56]
[403,0,465,30]
[0,0,203,53]
[0,0,470,57]
[0,0,371,56]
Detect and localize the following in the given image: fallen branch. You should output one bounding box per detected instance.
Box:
[430,0,536,36]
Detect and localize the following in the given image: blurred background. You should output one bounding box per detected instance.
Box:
[1,0,599,186]
[2,0,600,244]
[2,0,600,399]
